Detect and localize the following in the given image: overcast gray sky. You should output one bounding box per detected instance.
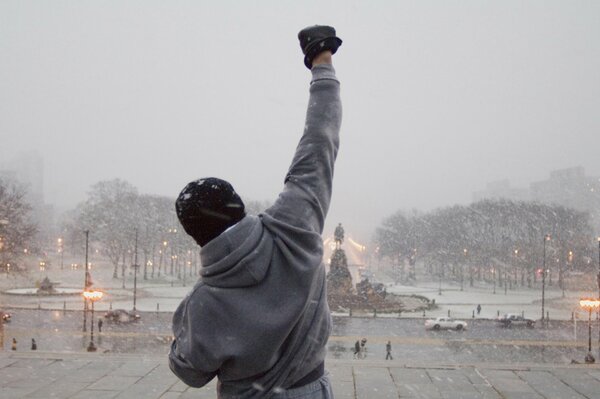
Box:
[1,1,599,242]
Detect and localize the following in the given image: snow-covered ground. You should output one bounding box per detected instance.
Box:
[1,251,596,321]
[0,252,197,312]
[375,269,594,321]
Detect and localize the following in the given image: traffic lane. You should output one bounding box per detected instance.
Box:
[3,310,590,345]
[332,316,583,341]
[6,309,584,341]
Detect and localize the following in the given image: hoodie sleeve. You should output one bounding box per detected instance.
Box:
[169,296,218,388]
[265,64,342,235]
[169,342,216,388]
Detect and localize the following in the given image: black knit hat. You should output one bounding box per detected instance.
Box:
[175,178,246,247]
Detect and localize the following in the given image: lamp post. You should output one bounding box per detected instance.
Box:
[438,264,442,296]
[580,298,600,363]
[542,234,551,327]
[461,248,467,291]
[82,231,90,333]
[159,240,167,277]
[132,229,139,312]
[514,249,519,288]
[562,251,571,298]
[169,228,177,275]
[597,237,600,361]
[0,220,7,275]
[83,290,103,352]
[57,238,64,270]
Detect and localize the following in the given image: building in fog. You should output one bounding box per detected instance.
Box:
[472,179,530,203]
[0,152,55,243]
[530,167,598,209]
[0,151,45,205]
[530,166,600,232]
[474,166,600,233]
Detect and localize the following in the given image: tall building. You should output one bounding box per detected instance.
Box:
[530,167,600,232]
[530,167,597,209]
[473,166,600,233]
[0,152,55,243]
[472,179,530,203]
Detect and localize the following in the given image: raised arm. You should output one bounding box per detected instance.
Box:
[265,27,343,234]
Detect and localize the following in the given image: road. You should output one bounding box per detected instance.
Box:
[3,309,598,364]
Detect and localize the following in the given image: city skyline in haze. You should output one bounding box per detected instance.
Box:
[2,1,599,241]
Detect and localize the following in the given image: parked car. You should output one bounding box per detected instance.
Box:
[104,309,140,323]
[425,317,468,331]
[496,313,535,328]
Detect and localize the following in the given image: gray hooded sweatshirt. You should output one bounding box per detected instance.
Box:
[169,63,342,398]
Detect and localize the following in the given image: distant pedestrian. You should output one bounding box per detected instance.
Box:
[385,341,393,360]
[360,338,367,359]
[477,304,482,315]
[11,338,17,351]
[98,318,103,333]
[353,340,360,359]
[31,338,37,351]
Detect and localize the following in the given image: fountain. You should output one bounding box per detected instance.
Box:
[37,277,57,294]
[4,276,81,296]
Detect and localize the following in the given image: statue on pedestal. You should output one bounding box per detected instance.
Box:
[334,223,344,249]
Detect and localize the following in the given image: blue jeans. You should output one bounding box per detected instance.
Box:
[272,373,333,399]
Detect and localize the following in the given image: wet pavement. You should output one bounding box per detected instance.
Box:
[3,309,598,364]
[2,351,600,399]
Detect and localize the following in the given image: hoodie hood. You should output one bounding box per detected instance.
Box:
[200,215,273,288]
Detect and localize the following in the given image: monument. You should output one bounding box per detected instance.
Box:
[334,223,344,250]
[326,223,409,313]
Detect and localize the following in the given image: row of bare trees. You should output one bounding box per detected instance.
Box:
[374,199,597,290]
[62,179,198,281]
[61,179,271,281]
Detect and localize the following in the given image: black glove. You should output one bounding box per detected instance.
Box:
[298,25,342,69]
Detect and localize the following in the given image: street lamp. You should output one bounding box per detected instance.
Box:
[82,231,90,333]
[168,228,177,275]
[438,264,442,295]
[461,248,467,291]
[514,249,519,287]
[597,237,600,302]
[159,240,167,277]
[132,229,139,312]
[580,298,600,363]
[173,254,179,279]
[542,234,551,326]
[597,237,600,361]
[82,290,103,352]
[57,238,63,270]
